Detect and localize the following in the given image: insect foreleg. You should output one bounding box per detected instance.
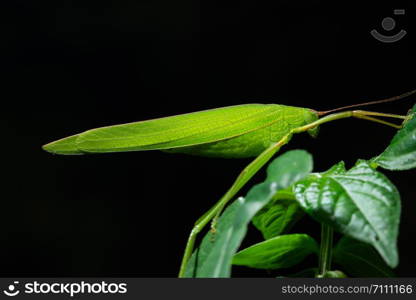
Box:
[351,110,407,120]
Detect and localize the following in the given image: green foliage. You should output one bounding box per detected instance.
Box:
[252,150,313,239]
[233,234,318,269]
[374,104,416,170]
[293,160,400,267]
[263,150,313,185]
[333,237,394,277]
[187,107,416,276]
[184,150,313,277]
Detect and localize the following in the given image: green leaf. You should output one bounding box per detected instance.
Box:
[252,197,304,240]
[184,150,313,277]
[294,160,400,268]
[233,234,318,269]
[264,150,313,185]
[252,149,315,240]
[374,104,416,170]
[333,236,395,277]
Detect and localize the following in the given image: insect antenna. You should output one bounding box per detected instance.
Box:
[318,89,416,116]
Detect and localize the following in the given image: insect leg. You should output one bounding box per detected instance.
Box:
[351,114,402,129]
[352,110,407,120]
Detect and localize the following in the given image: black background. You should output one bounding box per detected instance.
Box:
[2,0,416,277]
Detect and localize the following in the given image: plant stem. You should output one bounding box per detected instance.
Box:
[317,223,334,277]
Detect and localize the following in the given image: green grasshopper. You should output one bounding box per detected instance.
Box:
[43,90,415,277]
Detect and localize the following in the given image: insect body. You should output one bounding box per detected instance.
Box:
[165,105,319,158]
[43,104,319,158]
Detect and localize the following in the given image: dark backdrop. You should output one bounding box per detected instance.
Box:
[2,0,416,277]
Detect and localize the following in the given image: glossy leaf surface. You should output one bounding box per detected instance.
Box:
[374,104,416,170]
[233,234,318,269]
[294,160,400,268]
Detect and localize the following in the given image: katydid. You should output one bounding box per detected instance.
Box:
[42,90,415,277]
